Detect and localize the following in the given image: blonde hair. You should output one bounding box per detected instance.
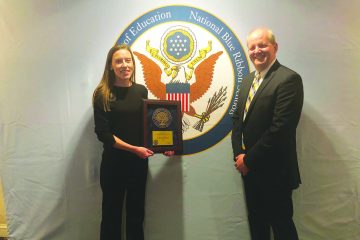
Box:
[247,27,277,45]
[92,44,136,111]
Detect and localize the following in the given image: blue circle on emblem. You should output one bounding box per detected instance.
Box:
[117,5,249,155]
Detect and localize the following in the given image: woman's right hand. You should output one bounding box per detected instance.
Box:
[134,147,154,159]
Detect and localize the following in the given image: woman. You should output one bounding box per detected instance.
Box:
[93,44,173,239]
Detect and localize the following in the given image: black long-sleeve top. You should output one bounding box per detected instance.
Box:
[93,83,148,152]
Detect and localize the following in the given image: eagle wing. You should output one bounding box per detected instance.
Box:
[133,51,166,100]
[190,51,223,102]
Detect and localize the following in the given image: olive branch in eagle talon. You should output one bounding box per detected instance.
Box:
[182,117,191,133]
[193,86,227,132]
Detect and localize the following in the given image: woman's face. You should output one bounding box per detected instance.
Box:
[111,49,134,83]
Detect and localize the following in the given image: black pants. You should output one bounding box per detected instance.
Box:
[243,174,299,240]
[100,152,148,240]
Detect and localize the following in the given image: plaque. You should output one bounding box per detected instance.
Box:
[143,99,183,153]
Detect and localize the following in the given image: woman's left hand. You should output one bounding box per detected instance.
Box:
[163,151,175,157]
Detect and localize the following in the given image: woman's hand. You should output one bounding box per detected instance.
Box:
[134,147,154,159]
[163,151,175,157]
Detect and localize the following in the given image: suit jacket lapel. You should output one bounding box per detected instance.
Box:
[244,60,281,122]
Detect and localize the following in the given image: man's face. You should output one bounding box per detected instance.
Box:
[247,30,278,72]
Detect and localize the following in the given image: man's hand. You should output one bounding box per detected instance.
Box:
[234,154,249,176]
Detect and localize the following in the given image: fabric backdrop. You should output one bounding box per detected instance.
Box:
[0,0,359,239]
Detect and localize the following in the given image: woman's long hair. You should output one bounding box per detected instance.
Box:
[92,44,136,111]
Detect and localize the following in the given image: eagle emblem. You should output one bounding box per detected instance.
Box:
[134,26,227,133]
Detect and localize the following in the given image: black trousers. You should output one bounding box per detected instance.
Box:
[243,173,299,240]
[100,151,148,240]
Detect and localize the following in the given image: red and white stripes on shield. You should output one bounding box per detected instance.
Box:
[166,93,190,112]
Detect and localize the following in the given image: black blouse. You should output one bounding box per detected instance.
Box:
[93,83,148,150]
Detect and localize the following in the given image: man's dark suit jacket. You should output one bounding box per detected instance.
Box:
[231,60,303,190]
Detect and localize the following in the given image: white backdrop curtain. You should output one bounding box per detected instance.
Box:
[1,0,360,239]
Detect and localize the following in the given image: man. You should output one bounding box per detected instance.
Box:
[231,28,303,240]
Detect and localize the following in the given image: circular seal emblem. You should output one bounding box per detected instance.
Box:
[152,108,173,128]
[117,5,250,155]
[161,26,196,64]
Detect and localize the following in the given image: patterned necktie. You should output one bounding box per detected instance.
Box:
[242,72,261,150]
[243,72,261,121]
